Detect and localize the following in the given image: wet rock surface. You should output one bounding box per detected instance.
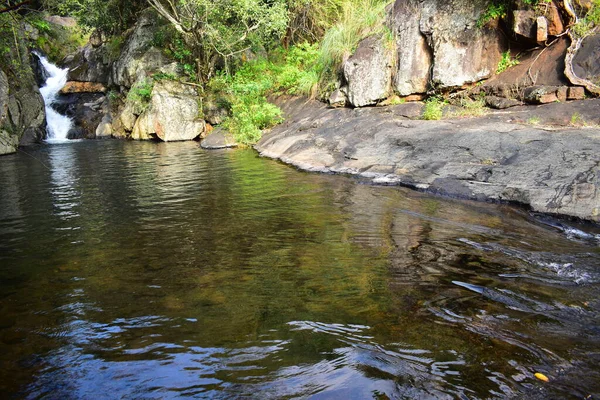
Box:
[256,96,600,222]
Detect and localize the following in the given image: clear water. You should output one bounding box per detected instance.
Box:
[0,140,599,399]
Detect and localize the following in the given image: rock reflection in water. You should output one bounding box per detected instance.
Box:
[0,140,598,399]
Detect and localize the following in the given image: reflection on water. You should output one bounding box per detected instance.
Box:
[0,140,599,399]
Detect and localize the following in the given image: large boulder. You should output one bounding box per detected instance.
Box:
[388,0,505,95]
[565,33,600,96]
[131,80,205,142]
[110,10,171,88]
[420,0,505,89]
[390,0,432,96]
[63,43,111,85]
[343,35,392,107]
[0,43,46,153]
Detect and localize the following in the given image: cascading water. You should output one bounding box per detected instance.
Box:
[35,53,73,143]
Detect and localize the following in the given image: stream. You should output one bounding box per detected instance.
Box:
[0,140,599,399]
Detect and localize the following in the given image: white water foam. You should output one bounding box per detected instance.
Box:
[36,53,73,143]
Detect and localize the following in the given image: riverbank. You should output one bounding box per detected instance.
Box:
[256,96,600,223]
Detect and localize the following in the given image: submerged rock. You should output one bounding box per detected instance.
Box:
[200,128,238,149]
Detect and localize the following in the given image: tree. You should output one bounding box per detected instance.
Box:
[146,0,289,82]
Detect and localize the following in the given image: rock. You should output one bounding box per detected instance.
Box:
[328,89,347,108]
[556,86,568,102]
[343,35,392,107]
[568,86,586,100]
[200,127,238,149]
[513,10,537,40]
[89,30,103,47]
[203,94,230,125]
[536,16,548,43]
[485,95,522,109]
[256,96,600,222]
[119,102,139,131]
[479,36,570,96]
[110,10,172,88]
[23,23,39,41]
[419,0,505,89]
[404,94,426,102]
[546,1,565,35]
[131,112,153,140]
[0,36,46,150]
[67,127,86,139]
[389,102,425,119]
[60,81,107,94]
[131,80,205,142]
[565,34,600,96]
[63,44,111,85]
[0,130,19,155]
[523,85,559,104]
[390,0,432,95]
[95,114,112,138]
[44,16,76,27]
[55,93,105,137]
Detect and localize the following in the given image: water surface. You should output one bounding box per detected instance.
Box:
[0,140,599,399]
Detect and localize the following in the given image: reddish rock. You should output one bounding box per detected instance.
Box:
[404,94,426,102]
[547,1,565,35]
[556,86,568,102]
[60,81,106,94]
[523,86,559,104]
[567,86,586,100]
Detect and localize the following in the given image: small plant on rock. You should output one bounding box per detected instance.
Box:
[423,97,444,120]
[496,51,519,74]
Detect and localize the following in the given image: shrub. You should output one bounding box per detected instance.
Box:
[423,97,444,120]
[127,79,154,113]
[496,51,519,74]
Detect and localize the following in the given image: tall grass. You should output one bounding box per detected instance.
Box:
[317,0,391,84]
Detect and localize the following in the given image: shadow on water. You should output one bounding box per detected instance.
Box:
[0,140,598,399]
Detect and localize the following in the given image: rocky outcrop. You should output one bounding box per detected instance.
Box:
[256,96,600,222]
[421,0,505,89]
[110,10,171,88]
[387,0,505,97]
[565,33,600,96]
[343,35,392,107]
[200,127,238,149]
[130,80,205,142]
[60,81,107,94]
[390,0,432,96]
[63,43,111,85]
[0,37,46,155]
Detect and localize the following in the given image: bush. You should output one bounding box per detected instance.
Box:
[423,97,444,120]
[127,79,154,113]
[209,43,322,144]
[496,51,519,74]
[317,0,389,86]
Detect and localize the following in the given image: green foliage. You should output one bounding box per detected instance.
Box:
[106,36,124,62]
[146,0,289,83]
[43,0,146,35]
[496,51,519,74]
[207,42,324,144]
[317,0,390,80]
[423,97,444,120]
[478,2,507,28]
[451,96,488,118]
[127,79,155,113]
[572,0,600,38]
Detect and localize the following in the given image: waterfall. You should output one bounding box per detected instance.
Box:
[35,53,73,143]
